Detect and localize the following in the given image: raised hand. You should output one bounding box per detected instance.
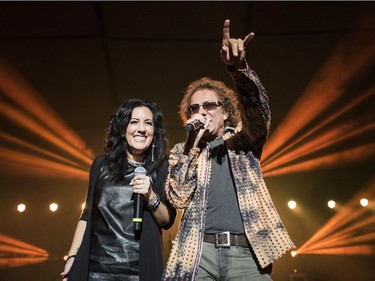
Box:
[220,19,255,69]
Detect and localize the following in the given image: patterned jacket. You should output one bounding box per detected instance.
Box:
[162,66,295,280]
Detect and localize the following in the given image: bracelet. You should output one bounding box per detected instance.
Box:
[65,255,76,263]
[148,194,161,212]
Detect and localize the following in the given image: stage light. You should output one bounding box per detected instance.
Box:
[295,178,375,256]
[262,117,375,174]
[49,203,58,212]
[263,143,375,177]
[291,250,298,257]
[261,27,375,176]
[328,200,336,209]
[360,198,368,207]
[0,57,93,181]
[0,57,94,161]
[0,101,92,166]
[17,204,26,213]
[63,254,69,262]
[0,233,48,268]
[288,200,297,209]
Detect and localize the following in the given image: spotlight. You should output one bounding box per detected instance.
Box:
[291,250,298,257]
[0,233,49,268]
[360,198,368,207]
[288,200,297,209]
[63,254,69,262]
[49,203,58,212]
[17,203,26,212]
[327,200,336,209]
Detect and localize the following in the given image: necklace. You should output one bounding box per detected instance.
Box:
[128,159,145,167]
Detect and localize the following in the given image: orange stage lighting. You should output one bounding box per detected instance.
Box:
[263,118,374,173]
[309,216,375,251]
[297,245,375,256]
[0,132,86,169]
[263,142,375,177]
[262,86,374,167]
[0,101,92,166]
[0,147,89,180]
[300,207,368,250]
[262,29,375,163]
[0,56,93,159]
[0,257,49,269]
[0,233,48,269]
[295,178,375,256]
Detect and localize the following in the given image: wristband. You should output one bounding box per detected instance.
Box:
[148,194,161,212]
[65,255,76,263]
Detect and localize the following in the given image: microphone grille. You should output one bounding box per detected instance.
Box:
[134,166,147,175]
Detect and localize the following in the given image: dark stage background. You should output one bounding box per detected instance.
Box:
[0,2,374,281]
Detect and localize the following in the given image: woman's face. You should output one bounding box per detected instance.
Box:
[125,106,154,162]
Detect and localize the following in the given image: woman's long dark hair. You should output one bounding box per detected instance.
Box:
[104,99,168,182]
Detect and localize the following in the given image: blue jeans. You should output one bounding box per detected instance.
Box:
[197,242,272,281]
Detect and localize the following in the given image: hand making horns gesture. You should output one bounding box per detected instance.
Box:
[220,19,255,69]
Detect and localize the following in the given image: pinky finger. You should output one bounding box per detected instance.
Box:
[243,32,255,48]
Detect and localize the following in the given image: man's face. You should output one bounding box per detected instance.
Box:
[190,89,228,140]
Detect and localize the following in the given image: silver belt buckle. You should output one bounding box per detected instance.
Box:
[215,231,231,248]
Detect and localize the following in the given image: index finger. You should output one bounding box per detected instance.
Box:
[222,19,230,45]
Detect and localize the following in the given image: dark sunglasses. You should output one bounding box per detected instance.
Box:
[189,101,222,114]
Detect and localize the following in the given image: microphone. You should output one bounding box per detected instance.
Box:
[185,119,204,132]
[133,166,146,232]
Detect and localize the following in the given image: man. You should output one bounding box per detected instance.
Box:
[162,19,295,281]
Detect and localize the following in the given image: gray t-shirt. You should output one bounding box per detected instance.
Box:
[204,138,244,234]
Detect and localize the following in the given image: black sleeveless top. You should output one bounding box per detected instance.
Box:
[89,164,140,280]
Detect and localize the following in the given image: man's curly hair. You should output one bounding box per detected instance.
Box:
[179,77,240,129]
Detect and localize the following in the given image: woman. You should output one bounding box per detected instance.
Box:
[61,99,176,281]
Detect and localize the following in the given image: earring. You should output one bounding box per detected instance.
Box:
[151,143,155,162]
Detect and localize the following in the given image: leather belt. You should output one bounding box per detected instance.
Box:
[203,232,249,248]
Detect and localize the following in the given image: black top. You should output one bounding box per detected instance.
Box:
[205,138,244,234]
[68,155,176,281]
[89,164,140,279]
